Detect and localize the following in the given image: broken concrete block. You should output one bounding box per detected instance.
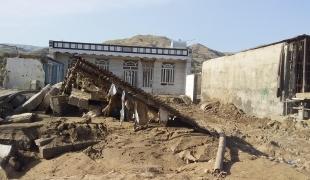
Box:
[39,143,73,159]
[90,91,106,101]
[39,140,98,159]
[50,95,75,115]
[0,144,12,160]
[15,84,51,113]
[35,137,55,147]
[68,88,91,109]
[4,113,36,124]
[38,86,60,111]
[82,108,102,120]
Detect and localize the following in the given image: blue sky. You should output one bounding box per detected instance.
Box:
[0,0,309,52]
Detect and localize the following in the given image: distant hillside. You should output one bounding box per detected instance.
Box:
[105,35,227,73]
[0,44,48,57]
[105,35,171,48]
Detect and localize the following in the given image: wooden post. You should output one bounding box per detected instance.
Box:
[302,37,307,92]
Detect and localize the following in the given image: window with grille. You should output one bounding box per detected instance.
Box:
[161,63,175,85]
[95,59,109,71]
[142,62,153,88]
[123,61,138,86]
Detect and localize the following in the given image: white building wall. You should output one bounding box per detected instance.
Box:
[4,58,45,90]
[152,60,186,95]
[52,53,187,95]
[185,74,195,101]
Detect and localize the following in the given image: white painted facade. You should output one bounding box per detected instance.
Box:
[3,57,45,89]
[49,40,192,95]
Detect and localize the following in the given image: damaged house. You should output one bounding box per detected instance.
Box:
[201,34,310,119]
[49,40,192,95]
[2,55,64,90]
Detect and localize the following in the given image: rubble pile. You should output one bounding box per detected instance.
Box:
[0,56,215,179]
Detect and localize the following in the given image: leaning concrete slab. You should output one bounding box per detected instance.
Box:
[15,84,51,113]
[4,113,36,124]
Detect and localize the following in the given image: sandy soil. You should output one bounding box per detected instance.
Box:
[6,98,310,180]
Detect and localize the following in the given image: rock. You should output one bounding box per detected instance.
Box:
[145,165,163,174]
[82,108,102,120]
[200,101,220,111]
[4,113,36,124]
[15,84,51,113]
[177,150,197,163]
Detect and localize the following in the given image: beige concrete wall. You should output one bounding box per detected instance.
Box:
[201,43,284,118]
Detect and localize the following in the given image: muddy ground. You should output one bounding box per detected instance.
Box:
[2,97,310,180]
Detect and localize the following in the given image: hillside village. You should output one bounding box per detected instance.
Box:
[1,34,310,180]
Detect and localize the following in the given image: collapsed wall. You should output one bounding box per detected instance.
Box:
[201,43,284,118]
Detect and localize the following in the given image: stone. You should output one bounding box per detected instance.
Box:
[200,101,220,111]
[145,165,163,174]
[4,113,36,123]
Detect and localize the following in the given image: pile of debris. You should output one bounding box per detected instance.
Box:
[0,56,221,178]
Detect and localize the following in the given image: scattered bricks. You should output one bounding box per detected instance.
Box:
[4,113,36,124]
[15,84,51,113]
